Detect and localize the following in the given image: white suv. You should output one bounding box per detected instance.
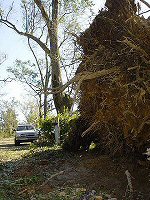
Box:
[14,124,38,145]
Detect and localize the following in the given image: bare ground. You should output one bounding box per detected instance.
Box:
[0,138,150,200]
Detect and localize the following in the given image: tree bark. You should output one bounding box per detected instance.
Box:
[38,93,42,119]
[43,93,48,119]
[34,0,64,113]
[51,0,64,113]
[1,0,69,114]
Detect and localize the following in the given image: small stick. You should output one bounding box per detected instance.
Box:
[19,171,64,196]
[125,170,133,199]
[38,170,64,189]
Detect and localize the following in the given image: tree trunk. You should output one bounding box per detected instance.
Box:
[50,0,64,113]
[33,0,66,113]
[38,94,42,119]
[43,93,48,119]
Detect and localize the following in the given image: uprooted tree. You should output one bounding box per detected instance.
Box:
[63,0,150,156]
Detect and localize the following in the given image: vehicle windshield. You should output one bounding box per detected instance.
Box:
[17,125,34,131]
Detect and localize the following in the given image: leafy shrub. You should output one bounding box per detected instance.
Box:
[38,116,55,146]
[62,117,91,151]
[58,110,79,142]
[38,110,79,146]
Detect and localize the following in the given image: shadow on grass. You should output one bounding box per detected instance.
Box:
[0,143,30,151]
[0,140,150,200]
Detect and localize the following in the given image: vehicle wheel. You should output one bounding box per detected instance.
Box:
[15,139,20,146]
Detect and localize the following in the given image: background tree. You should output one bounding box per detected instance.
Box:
[19,99,39,126]
[0,0,93,114]
[8,58,50,119]
[0,100,18,137]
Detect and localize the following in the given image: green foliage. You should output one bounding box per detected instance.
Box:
[38,110,79,146]
[0,190,5,200]
[7,60,40,86]
[0,100,18,138]
[39,115,55,145]
[62,0,93,15]
[12,175,40,185]
[32,187,87,200]
[20,100,39,127]
[58,110,79,141]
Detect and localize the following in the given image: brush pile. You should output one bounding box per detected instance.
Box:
[75,0,150,156]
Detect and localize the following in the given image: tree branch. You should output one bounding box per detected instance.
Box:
[6,1,14,20]
[48,67,119,94]
[139,9,150,15]
[0,77,13,83]
[34,0,52,36]
[139,0,150,8]
[0,18,51,55]
[27,38,45,87]
[0,54,7,65]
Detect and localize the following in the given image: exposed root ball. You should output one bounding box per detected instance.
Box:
[74,0,150,156]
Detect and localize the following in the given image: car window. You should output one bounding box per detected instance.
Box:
[17,125,34,131]
[17,126,26,131]
[26,125,34,130]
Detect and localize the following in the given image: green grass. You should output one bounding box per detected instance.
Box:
[25,187,87,200]
[0,149,29,161]
[0,191,5,200]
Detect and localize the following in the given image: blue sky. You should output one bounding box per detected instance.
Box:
[0,0,105,121]
[0,0,105,99]
[1,0,148,83]
[0,0,149,79]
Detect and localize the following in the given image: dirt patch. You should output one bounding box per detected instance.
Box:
[10,151,150,199]
[0,138,150,199]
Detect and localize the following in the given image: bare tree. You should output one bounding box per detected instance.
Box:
[8,59,47,119]
[0,0,93,113]
[0,99,18,137]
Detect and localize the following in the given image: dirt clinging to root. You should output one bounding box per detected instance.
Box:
[75,0,150,156]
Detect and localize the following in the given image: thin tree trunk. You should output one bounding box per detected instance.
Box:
[39,94,42,119]
[34,0,64,113]
[43,93,48,119]
[50,0,64,113]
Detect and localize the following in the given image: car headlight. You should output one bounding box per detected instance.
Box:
[16,133,21,137]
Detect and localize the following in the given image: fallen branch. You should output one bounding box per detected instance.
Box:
[18,189,28,195]
[0,54,7,65]
[37,170,64,189]
[18,171,64,196]
[125,170,134,199]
